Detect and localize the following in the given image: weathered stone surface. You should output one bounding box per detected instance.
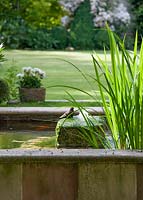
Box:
[137,164,143,200]
[0,164,22,200]
[0,150,142,199]
[78,163,136,200]
[0,107,104,115]
[0,107,105,131]
[23,163,78,200]
[56,115,106,148]
[0,149,143,163]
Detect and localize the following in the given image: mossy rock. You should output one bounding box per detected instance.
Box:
[56,115,106,148]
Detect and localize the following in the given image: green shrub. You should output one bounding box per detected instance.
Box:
[129,0,143,44]
[69,0,95,50]
[0,43,5,64]
[5,66,18,99]
[0,17,28,49]
[94,29,110,49]
[26,28,53,50]
[0,18,68,50]
[50,26,69,49]
[0,18,54,50]
[0,79,9,103]
[0,0,65,30]
[24,0,65,29]
[94,28,134,50]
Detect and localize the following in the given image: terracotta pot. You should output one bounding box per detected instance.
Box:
[19,88,46,102]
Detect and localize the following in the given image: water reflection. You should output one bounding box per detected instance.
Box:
[0,131,56,149]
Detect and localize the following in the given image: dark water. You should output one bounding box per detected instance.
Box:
[0,131,56,149]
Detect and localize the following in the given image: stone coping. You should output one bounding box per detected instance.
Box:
[0,149,143,163]
[45,100,96,102]
[0,107,104,115]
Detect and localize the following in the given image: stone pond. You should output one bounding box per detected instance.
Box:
[0,106,143,200]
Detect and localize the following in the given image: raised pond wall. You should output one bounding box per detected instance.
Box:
[0,107,104,131]
[0,149,143,200]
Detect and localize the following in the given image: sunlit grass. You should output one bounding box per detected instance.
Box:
[0,50,110,100]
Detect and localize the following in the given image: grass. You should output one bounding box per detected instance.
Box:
[0,50,110,101]
[1,100,100,107]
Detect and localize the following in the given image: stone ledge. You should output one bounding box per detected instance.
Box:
[0,149,143,163]
[0,107,105,131]
[0,107,104,115]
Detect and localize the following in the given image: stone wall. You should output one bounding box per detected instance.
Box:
[0,107,104,131]
[0,149,143,200]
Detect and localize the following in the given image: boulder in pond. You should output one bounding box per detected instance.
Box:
[56,114,107,148]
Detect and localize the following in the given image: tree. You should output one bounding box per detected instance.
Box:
[69,0,95,49]
[129,0,143,39]
[0,0,65,29]
[24,0,65,29]
[0,0,29,19]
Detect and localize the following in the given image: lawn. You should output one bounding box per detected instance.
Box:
[0,50,110,101]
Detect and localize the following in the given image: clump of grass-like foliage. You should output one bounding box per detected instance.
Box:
[51,26,143,150]
[92,25,143,149]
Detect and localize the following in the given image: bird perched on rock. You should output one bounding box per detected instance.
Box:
[59,107,75,119]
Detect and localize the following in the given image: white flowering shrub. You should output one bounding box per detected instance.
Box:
[60,0,131,30]
[60,0,84,13]
[17,67,46,88]
[60,0,84,27]
[113,3,130,24]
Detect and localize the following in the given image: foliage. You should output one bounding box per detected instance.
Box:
[69,0,95,49]
[0,0,135,50]
[0,17,28,49]
[0,18,69,50]
[0,79,9,103]
[54,26,143,149]
[129,0,143,42]
[17,67,46,88]
[50,26,69,49]
[4,66,18,99]
[61,0,131,28]
[92,25,143,149]
[0,43,9,103]
[0,0,65,29]
[0,18,52,49]
[94,29,110,49]
[25,28,53,50]
[0,0,66,49]
[0,0,29,19]
[25,0,65,29]
[0,43,5,64]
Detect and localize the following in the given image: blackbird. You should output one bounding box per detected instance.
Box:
[59,107,74,119]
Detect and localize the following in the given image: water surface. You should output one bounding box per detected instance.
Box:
[0,131,56,149]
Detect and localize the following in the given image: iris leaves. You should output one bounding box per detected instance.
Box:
[93,25,143,149]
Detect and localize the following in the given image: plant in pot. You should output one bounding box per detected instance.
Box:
[17,66,46,102]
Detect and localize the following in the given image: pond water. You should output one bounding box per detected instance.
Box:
[0,131,56,149]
